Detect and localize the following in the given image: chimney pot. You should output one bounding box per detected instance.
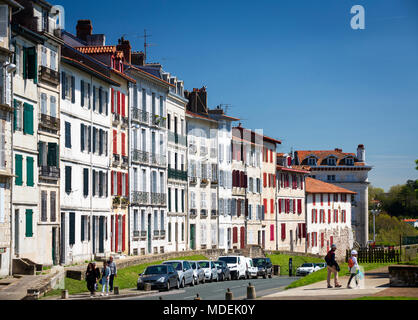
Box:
[76,20,93,41]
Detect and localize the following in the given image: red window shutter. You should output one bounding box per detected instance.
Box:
[263,173,267,188]
[270,150,273,163]
[303,224,307,238]
[121,133,126,156]
[263,199,267,214]
[298,199,302,214]
[111,88,114,113]
[237,200,241,217]
[312,232,314,247]
[278,199,282,213]
[312,209,314,223]
[315,209,318,223]
[281,223,286,240]
[115,215,119,252]
[328,194,331,206]
[270,199,274,213]
[321,233,324,248]
[287,156,291,166]
[117,172,122,196]
[245,199,248,217]
[117,91,121,114]
[122,93,125,117]
[293,199,296,214]
[125,173,129,197]
[122,215,126,251]
[233,227,238,243]
[330,236,333,246]
[336,209,339,223]
[270,225,274,241]
[273,174,276,188]
[113,130,117,154]
[241,172,245,188]
[328,209,331,224]
[111,171,114,195]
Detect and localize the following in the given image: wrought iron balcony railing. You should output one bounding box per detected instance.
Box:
[132,108,149,124]
[39,66,60,86]
[131,191,149,205]
[168,131,187,146]
[39,166,60,179]
[189,209,197,218]
[153,230,160,237]
[121,155,129,167]
[150,153,166,167]
[151,192,166,205]
[121,116,129,127]
[113,153,120,165]
[132,149,149,164]
[200,209,208,218]
[39,113,60,131]
[168,168,187,181]
[112,113,120,124]
[211,210,218,219]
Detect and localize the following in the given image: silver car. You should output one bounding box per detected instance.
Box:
[162,260,195,287]
[188,261,205,285]
[198,260,218,282]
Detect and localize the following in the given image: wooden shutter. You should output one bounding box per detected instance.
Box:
[313,194,316,206]
[80,80,85,106]
[113,130,117,154]
[23,103,34,135]
[263,199,267,214]
[81,216,85,241]
[111,88,115,113]
[233,227,238,243]
[88,126,91,152]
[65,166,72,193]
[270,199,274,213]
[26,157,34,187]
[263,172,267,187]
[61,72,66,99]
[125,173,129,197]
[270,225,274,241]
[117,91,121,114]
[121,132,126,156]
[80,123,85,151]
[25,209,33,237]
[27,47,37,83]
[99,87,103,114]
[69,212,75,245]
[117,172,122,196]
[281,223,286,240]
[15,154,23,185]
[71,76,75,103]
[278,199,281,213]
[312,209,314,223]
[122,215,126,252]
[83,168,89,197]
[122,93,125,117]
[328,209,331,224]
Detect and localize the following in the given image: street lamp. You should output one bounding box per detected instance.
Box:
[371,203,381,243]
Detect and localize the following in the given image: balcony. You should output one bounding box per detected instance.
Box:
[189,176,197,185]
[160,230,166,238]
[121,196,129,207]
[39,113,60,132]
[168,168,187,181]
[39,166,60,180]
[211,210,218,219]
[189,209,197,219]
[201,177,209,186]
[151,193,166,206]
[200,209,208,219]
[210,148,217,158]
[132,149,149,164]
[121,116,129,128]
[140,230,147,238]
[168,131,187,146]
[112,113,120,125]
[153,230,160,237]
[121,155,129,167]
[112,196,120,207]
[150,153,166,167]
[39,66,60,86]
[131,191,149,205]
[133,230,140,238]
[132,108,149,124]
[112,153,120,166]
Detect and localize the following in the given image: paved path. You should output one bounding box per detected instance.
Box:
[260,267,391,300]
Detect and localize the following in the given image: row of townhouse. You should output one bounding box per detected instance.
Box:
[0,1,371,277]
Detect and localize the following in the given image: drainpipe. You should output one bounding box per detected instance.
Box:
[89,75,93,261]
[9,55,15,276]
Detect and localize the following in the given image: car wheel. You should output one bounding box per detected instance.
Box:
[228,273,231,281]
[263,273,267,279]
[166,281,170,291]
[195,276,199,285]
[191,277,195,286]
[202,277,205,284]
[268,272,273,279]
[181,278,185,288]
[176,279,180,289]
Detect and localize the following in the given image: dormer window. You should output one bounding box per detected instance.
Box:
[328,157,336,166]
[308,157,317,166]
[346,157,354,166]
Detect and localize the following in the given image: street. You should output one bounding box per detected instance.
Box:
[117,276,299,300]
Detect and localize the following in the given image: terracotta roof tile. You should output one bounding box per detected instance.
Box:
[276,165,310,174]
[305,177,357,194]
[75,46,117,54]
[296,150,358,166]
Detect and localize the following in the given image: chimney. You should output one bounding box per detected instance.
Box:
[357,144,365,162]
[334,148,342,152]
[185,87,208,114]
[117,37,132,64]
[131,51,145,66]
[76,20,93,42]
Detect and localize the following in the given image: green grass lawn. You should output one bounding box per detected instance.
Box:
[42,254,207,298]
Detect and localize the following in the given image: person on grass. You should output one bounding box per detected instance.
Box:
[325,244,342,288]
[101,261,111,296]
[107,256,117,292]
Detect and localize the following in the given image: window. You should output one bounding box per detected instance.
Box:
[50,96,56,118]
[346,157,354,166]
[41,46,48,67]
[50,50,57,71]
[81,216,88,242]
[327,175,336,181]
[153,210,158,231]
[328,157,336,166]
[41,191,47,222]
[50,191,56,222]
[308,157,316,166]
[65,166,72,193]
[62,72,75,103]
[69,212,75,245]
[23,47,38,83]
[25,209,33,237]
[160,211,164,231]
[13,100,23,131]
[0,5,8,38]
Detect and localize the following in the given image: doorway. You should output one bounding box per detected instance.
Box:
[14,209,19,256]
[262,230,265,249]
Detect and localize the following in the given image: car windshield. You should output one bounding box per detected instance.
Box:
[189,262,196,270]
[301,263,314,267]
[198,261,210,268]
[144,266,167,275]
[253,258,266,266]
[218,257,237,264]
[214,262,223,268]
[164,262,182,271]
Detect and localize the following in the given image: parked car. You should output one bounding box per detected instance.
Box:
[252,257,273,279]
[296,263,318,276]
[198,260,218,282]
[314,263,326,270]
[218,255,247,280]
[162,260,194,287]
[188,260,205,285]
[214,260,231,281]
[137,264,179,291]
[245,257,258,279]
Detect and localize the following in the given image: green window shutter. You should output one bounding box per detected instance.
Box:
[23,103,33,135]
[15,154,23,186]
[81,216,85,241]
[38,142,42,166]
[65,166,72,193]
[168,188,171,212]
[13,99,18,131]
[23,47,27,79]
[47,143,58,167]
[83,168,89,197]
[69,212,75,245]
[25,209,33,237]
[26,157,34,187]
[27,47,37,83]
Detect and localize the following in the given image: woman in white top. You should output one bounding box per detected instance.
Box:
[347,250,359,289]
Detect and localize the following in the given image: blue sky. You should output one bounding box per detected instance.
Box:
[53,0,418,191]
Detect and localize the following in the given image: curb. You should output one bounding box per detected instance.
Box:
[46,289,159,300]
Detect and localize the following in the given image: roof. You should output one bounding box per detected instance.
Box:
[125,63,173,87]
[233,126,281,145]
[305,177,357,194]
[296,150,361,166]
[61,56,120,87]
[75,46,117,54]
[277,165,310,174]
[186,110,218,123]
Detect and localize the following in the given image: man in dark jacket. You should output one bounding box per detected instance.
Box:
[325,244,342,288]
[107,256,117,292]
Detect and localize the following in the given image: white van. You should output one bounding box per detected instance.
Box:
[245,257,258,279]
[218,255,247,280]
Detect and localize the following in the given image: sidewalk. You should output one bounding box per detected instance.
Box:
[260,267,391,300]
[43,287,159,300]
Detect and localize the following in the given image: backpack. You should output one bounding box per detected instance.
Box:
[348,258,354,268]
[324,251,332,265]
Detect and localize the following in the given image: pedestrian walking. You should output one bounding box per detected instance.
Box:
[107,256,117,292]
[325,244,342,288]
[92,262,100,291]
[100,261,111,296]
[347,250,359,289]
[85,263,97,297]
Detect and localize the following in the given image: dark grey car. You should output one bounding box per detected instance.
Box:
[252,257,273,279]
[137,264,179,291]
[214,260,231,281]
